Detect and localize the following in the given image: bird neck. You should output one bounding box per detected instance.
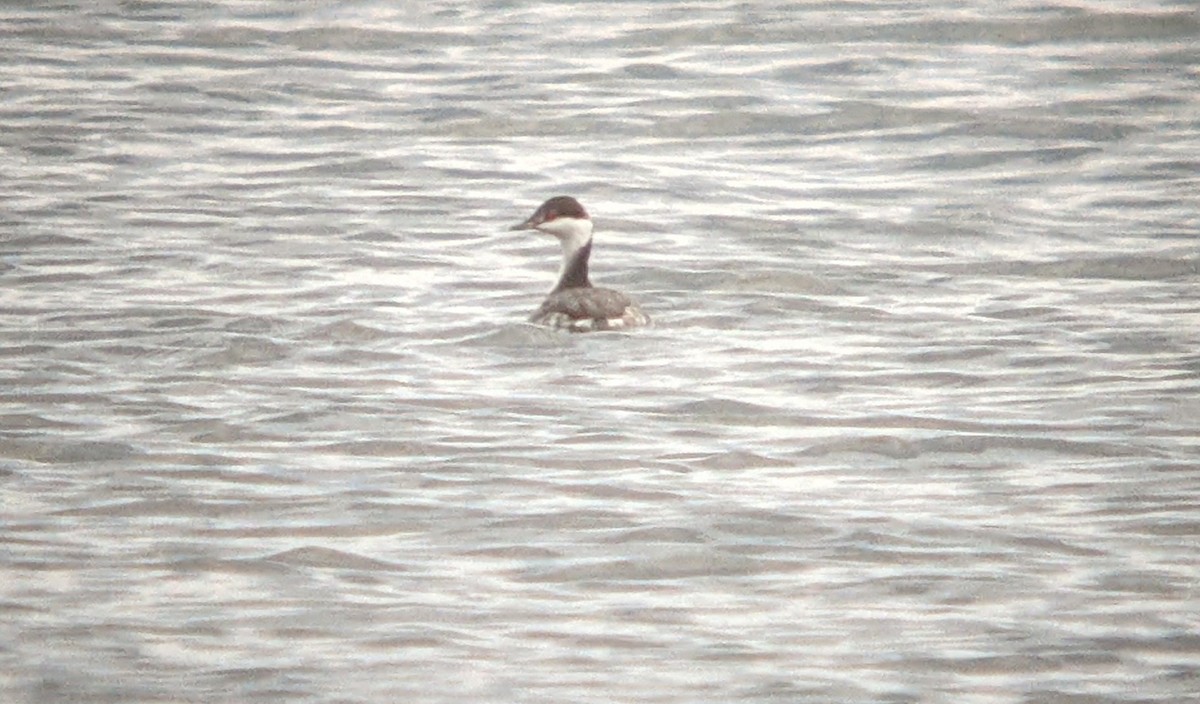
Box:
[553,237,592,292]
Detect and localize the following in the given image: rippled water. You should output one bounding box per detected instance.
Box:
[3,2,1199,702]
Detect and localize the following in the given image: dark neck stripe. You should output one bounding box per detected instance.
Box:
[552,239,592,292]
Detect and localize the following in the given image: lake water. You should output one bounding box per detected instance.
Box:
[2,2,1198,703]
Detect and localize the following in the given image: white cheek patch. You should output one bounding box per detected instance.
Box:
[540,217,593,252]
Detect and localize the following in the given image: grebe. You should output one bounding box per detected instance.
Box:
[510,196,650,332]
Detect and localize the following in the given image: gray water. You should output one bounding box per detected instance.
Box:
[3,2,1199,703]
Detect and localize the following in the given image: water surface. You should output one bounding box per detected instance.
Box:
[2,2,1198,702]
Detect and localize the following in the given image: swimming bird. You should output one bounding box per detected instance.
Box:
[510,196,649,332]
